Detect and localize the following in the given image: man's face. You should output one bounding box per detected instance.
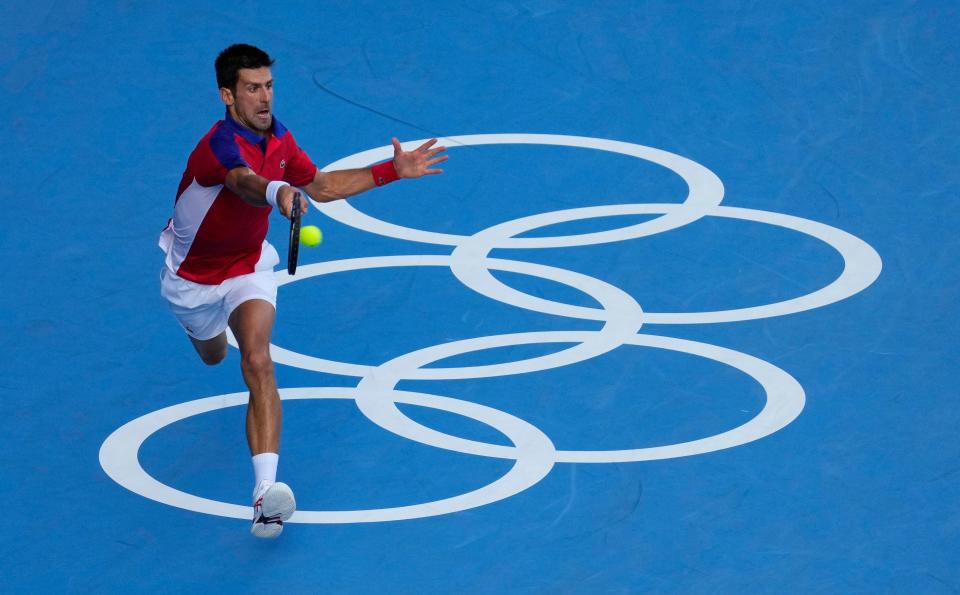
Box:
[221,67,273,133]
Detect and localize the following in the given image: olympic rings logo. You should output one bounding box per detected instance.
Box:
[100,134,882,524]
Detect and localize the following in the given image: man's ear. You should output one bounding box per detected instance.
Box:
[219,86,234,107]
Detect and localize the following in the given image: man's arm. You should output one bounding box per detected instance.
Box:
[225,167,306,218]
[302,167,379,203]
[303,138,448,203]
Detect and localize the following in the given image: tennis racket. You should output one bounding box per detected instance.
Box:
[287,192,301,275]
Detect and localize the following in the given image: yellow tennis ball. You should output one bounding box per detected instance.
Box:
[300,225,322,247]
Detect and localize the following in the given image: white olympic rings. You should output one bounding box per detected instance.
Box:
[317,134,726,247]
[102,133,881,524]
[99,387,556,523]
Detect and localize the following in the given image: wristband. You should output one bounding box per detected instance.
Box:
[371,160,400,186]
[265,180,289,209]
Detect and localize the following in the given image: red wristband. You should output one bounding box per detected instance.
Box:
[371,160,400,186]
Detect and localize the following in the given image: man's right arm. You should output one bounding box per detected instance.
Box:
[225,167,307,218]
[225,167,269,206]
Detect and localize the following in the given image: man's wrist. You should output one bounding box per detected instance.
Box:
[266,180,290,209]
[371,160,400,186]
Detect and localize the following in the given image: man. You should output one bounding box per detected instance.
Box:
[158,44,447,538]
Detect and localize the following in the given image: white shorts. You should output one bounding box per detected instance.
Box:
[160,243,279,340]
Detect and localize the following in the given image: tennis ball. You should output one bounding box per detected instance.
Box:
[300,225,322,247]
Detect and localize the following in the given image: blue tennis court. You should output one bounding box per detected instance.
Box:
[3,1,958,592]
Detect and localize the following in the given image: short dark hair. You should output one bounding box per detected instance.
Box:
[215,44,275,91]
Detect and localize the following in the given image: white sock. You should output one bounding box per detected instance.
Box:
[252,453,279,496]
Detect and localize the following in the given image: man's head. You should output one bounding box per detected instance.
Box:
[215,44,275,134]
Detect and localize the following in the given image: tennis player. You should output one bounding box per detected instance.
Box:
[158,43,447,538]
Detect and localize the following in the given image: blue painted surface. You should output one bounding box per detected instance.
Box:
[1,1,958,592]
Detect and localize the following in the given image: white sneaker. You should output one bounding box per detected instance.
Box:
[250,481,296,539]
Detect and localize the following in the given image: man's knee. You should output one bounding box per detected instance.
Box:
[200,347,228,366]
[241,348,274,379]
[190,332,228,366]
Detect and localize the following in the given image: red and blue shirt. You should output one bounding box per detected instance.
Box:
[160,112,317,284]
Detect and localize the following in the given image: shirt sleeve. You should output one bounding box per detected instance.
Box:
[192,124,250,187]
[282,133,318,187]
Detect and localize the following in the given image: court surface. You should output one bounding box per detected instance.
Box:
[2,1,958,593]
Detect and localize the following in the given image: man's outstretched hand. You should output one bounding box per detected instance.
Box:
[392,137,448,178]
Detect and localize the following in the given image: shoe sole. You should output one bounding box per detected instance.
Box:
[250,483,296,539]
[261,482,296,521]
[251,520,283,539]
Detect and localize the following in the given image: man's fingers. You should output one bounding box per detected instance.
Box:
[423,168,444,175]
[426,155,449,167]
[278,189,307,219]
[416,138,438,152]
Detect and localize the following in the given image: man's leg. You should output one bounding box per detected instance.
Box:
[189,332,228,366]
[228,298,295,538]
[227,299,281,455]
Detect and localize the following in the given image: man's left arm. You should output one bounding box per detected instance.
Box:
[302,138,448,203]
